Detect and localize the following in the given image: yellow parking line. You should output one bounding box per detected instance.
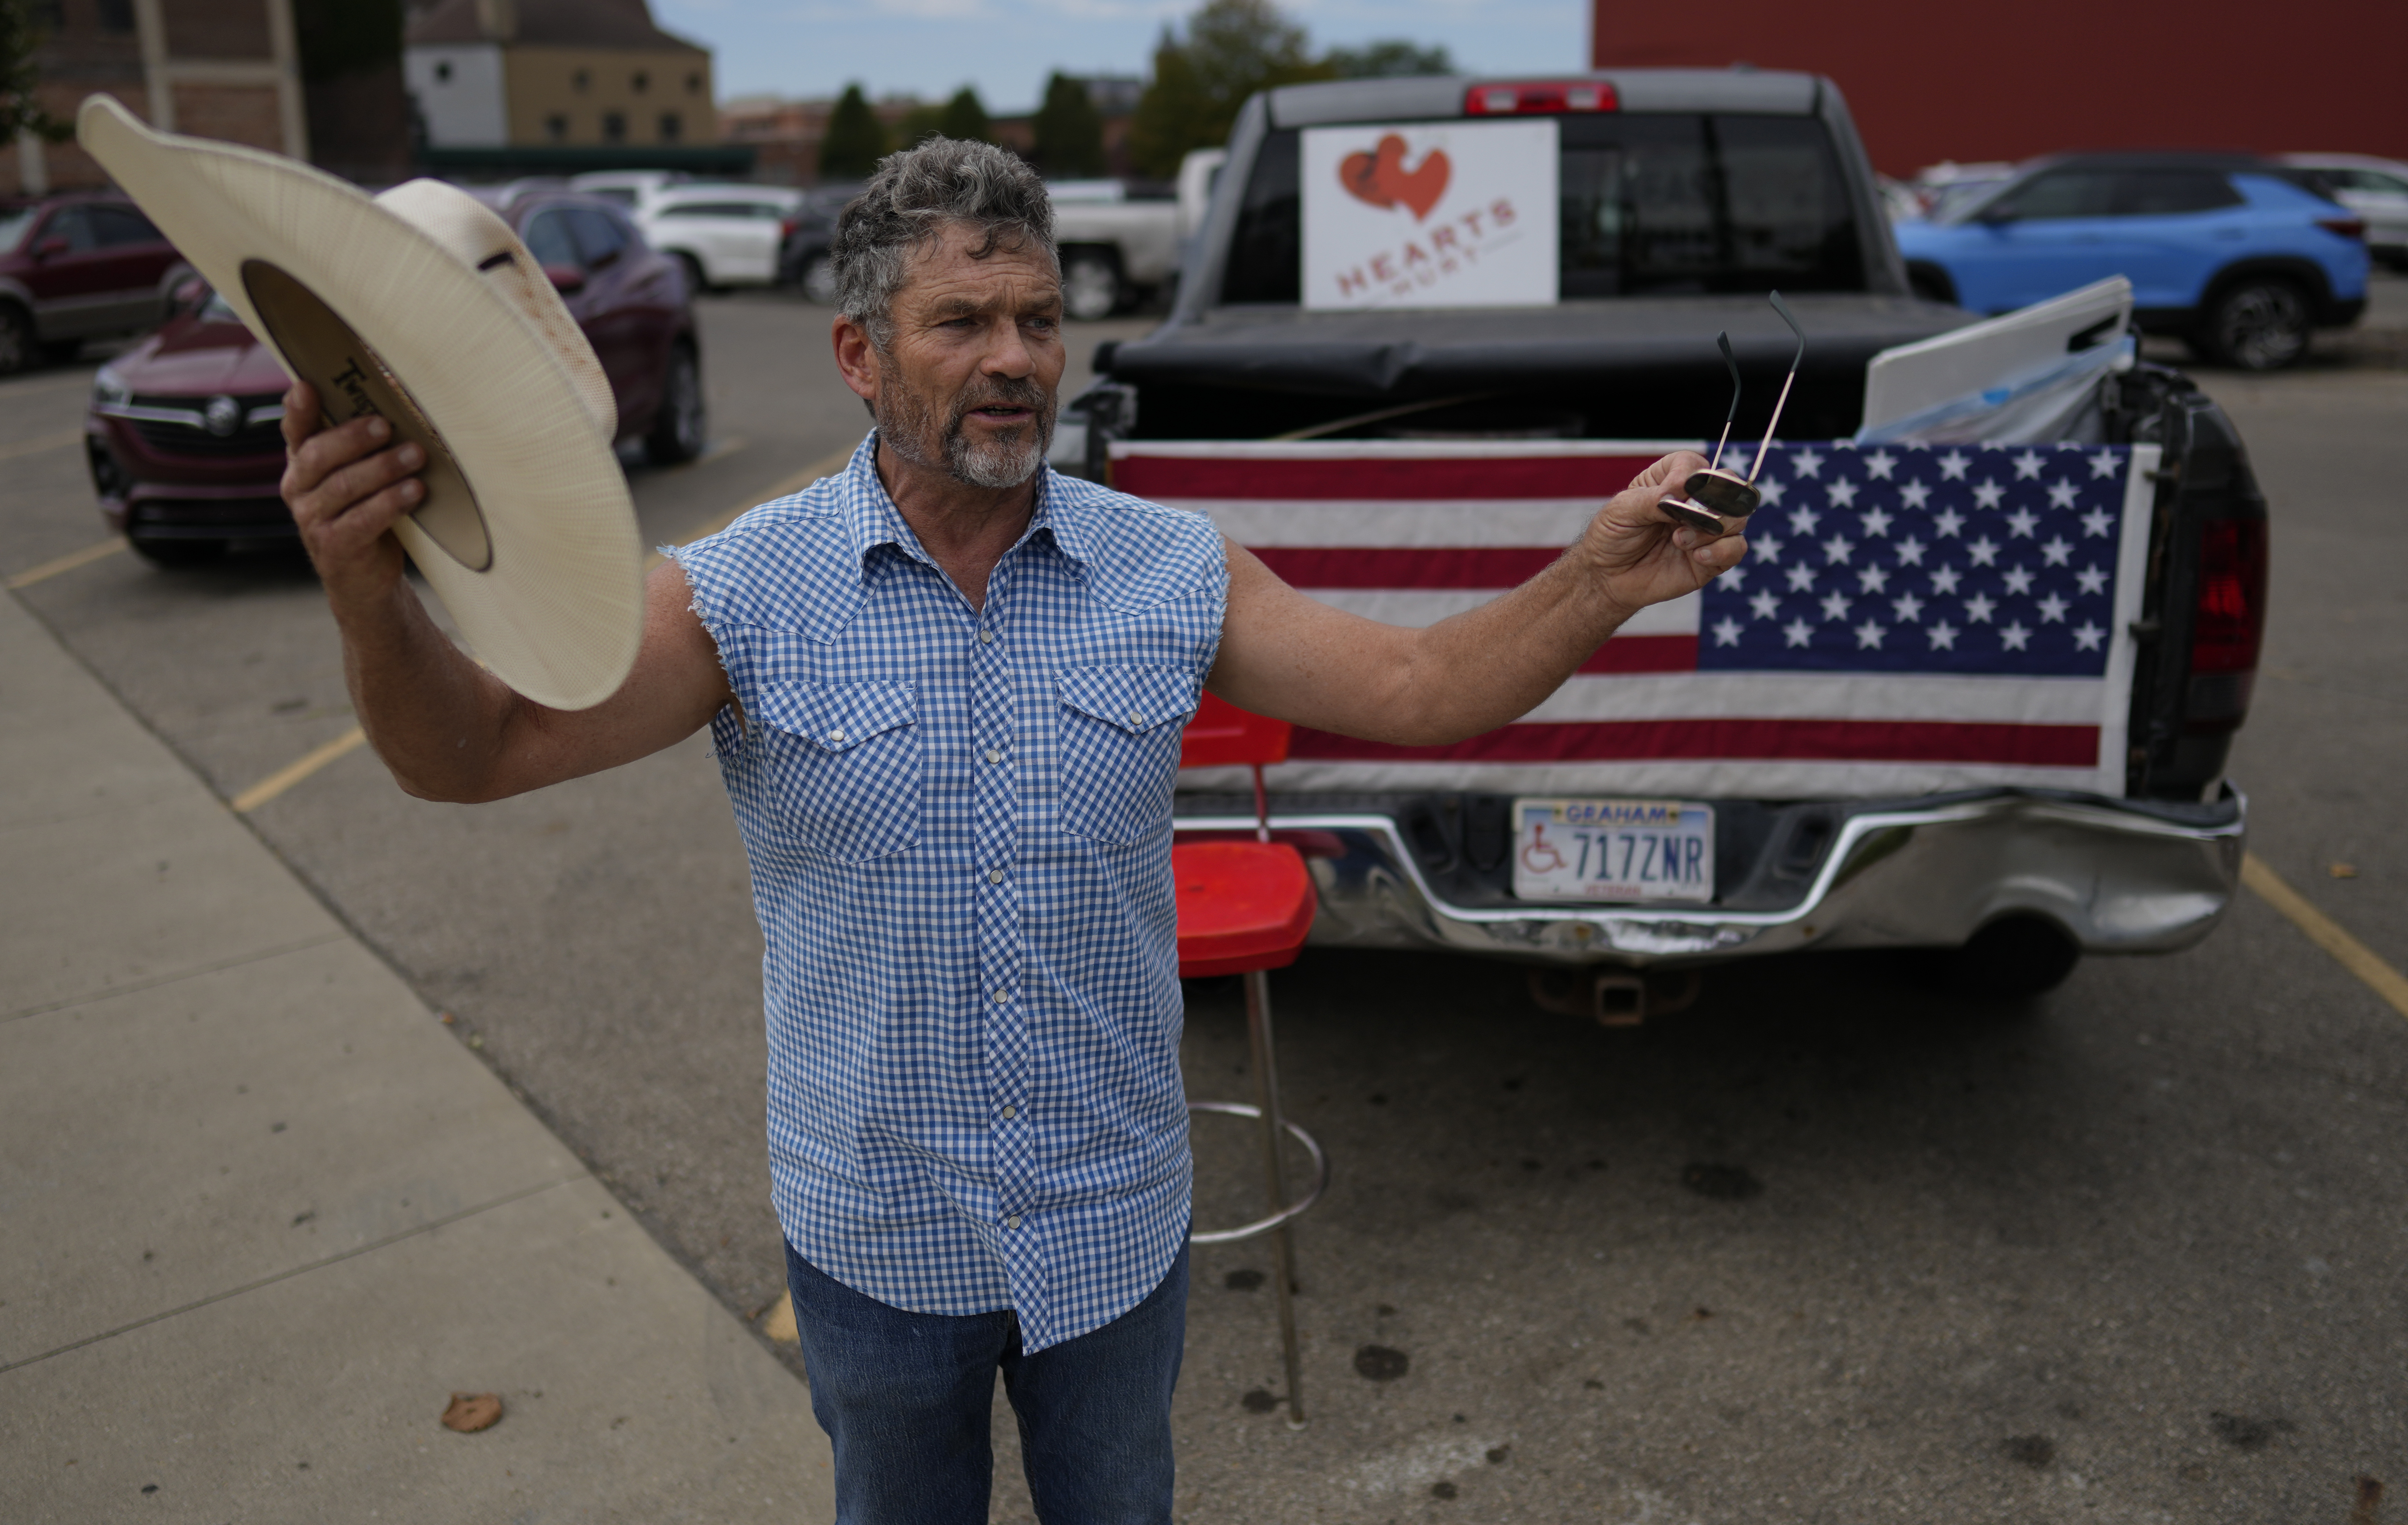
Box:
[7,536,127,589]
[231,726,370,813]
[2242,852,2408,1021]
[229,446,859,812]
[0,428,83,464]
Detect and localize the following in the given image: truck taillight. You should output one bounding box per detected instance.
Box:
[2184,518,2267,732]
[779,217,799,240]
[2316,216,2365,241]
[1464,80,1618,116]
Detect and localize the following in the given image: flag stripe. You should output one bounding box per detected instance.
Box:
[1290,718,2102,767]
[1283,588,1701,636]
[1255,545,1560,588]
[1117,453,1664,501]
[1165,498,1602,547]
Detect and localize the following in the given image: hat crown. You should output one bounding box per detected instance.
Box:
[372,179,617,441]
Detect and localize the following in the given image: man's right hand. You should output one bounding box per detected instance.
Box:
[278,380,425,611]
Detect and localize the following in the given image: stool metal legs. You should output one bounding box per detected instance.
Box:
[1188,966,1327,1431]
[1245,967,1307,1430]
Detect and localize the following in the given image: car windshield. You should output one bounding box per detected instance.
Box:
[1221,113,1865,304]
[0,206,36,252]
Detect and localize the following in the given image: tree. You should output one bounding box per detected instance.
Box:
[1325,39,1454,79]
[938,86,992,145]
[1129,0,1331,180]
[1030,72,1103,179]
[898,98,944,146]
[819,83,887,180]
[0,0,70,145]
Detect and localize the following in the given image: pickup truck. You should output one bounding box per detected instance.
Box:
[1064,69,2262,1011]
[1046,150,1227,321]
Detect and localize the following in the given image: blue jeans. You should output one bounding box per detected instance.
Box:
[782,1239,1187,1525]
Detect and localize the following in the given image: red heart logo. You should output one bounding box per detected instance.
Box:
[1338,134,1451,221]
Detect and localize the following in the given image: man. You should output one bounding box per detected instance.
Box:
[280,139,1742,1523]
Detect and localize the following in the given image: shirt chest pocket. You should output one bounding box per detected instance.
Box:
[1056,664,1197,846]
[750,680,920,862]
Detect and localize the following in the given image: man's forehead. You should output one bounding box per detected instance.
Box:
[899,224,1060,310]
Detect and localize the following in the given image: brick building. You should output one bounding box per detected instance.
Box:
[403,0,717,158]
[1591,0,2408,176]
[8,0,308,197]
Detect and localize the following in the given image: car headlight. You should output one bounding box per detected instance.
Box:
[92,365,130,410]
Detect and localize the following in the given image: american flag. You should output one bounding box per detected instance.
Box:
[1112,439,2158,799]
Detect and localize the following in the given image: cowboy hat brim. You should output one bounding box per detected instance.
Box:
[78,95,644,712]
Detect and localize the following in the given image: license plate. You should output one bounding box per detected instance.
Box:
[1511,798,1715,903]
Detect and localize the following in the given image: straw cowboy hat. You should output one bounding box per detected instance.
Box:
[76,94,643,711]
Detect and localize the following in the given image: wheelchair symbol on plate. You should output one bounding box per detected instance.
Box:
[1520,822,1567,874]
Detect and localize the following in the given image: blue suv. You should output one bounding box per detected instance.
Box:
[1896,153,2369,370]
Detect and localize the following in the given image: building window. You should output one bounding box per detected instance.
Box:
[96,0,135,33]
[686,73,702,94]
[546,114,569,143]
[434,60,452,83]
[631,71,650,93]
[601,111,626,145]
[659,113,681,143]
[572,69,590,92]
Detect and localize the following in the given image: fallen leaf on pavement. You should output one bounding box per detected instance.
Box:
[442,1393,503,1433]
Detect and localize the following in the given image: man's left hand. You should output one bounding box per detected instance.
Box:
[1574,449,1748,620]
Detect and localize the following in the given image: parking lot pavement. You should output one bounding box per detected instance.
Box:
[1,286,2402,1523]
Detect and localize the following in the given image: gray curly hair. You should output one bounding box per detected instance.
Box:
[833,138,1058,352]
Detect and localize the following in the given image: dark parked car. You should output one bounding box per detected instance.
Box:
[1895,152,2368,370]
[777,184,863,304]
[0,191,191,374]
[87,190,702,565]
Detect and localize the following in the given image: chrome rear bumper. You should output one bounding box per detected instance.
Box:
[1173,786,2246,968]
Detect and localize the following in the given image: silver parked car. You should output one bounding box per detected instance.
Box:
[2284,153,2408,269]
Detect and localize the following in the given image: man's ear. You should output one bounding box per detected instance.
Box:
[832,312,880,406]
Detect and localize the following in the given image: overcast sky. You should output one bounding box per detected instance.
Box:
[652,0,1586,110]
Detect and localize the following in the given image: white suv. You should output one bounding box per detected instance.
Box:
[634,184,802,293]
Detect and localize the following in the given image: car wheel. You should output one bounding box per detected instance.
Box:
[645,342,706,465]
[2199,276,2311,370]
[0,304,34,376]
[1062,253,1121,321]
[801,254,839,306]
[674,251,712,298]
[130,536,227,567]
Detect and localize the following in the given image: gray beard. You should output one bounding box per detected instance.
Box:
[875,369,1056,490]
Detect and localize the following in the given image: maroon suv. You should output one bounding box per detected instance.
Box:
[86,189,704,564]
[0,192,190,373]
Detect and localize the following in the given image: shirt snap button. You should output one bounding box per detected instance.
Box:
[988,868,1004,885]
[1001,1105,1017,1119]
[978,629,995,644]
[827,730,846,743]
[1005,1214,1021,1229]
[1127,712,1143,726]
[986,747,1002,764]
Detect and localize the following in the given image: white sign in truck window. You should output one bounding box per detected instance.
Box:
[1301,119,1560,311]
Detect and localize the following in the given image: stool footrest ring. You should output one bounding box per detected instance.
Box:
[1185,1099,1329,1244]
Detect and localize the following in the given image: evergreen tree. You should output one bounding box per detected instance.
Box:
[1129,0,1331,180]
[0,0,70,144]
[938,86,992,145]
[1324,39,1454,79]
[1031,72,1104,179]
[898,98,945,146]
[818,83,887,180]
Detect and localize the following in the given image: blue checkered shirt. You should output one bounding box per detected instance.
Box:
[669,434,1227,1351]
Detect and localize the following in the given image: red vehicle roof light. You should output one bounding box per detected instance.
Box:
[1464,80,1618,116]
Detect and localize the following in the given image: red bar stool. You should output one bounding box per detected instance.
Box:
[1177,691,1328,1429]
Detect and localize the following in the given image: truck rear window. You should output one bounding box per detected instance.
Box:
[1220,114,1865,304]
